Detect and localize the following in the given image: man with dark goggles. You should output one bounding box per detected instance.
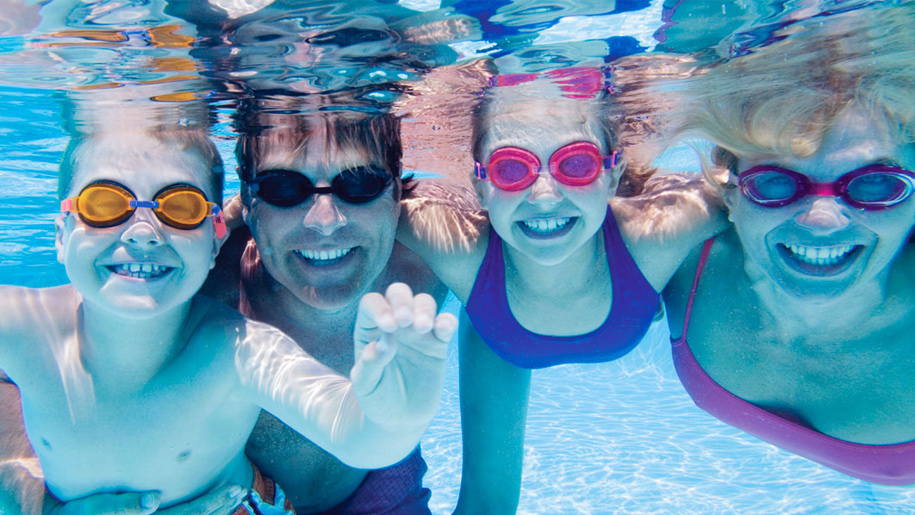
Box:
[61,180,227,237]
[737,164,915,211]
[475,141,618,191]
[247,165,394,207]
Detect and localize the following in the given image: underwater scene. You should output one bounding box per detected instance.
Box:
[1,0,915,514]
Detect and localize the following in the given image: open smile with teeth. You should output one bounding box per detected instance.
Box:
[783,243,858,267]
[520,217,572,234]
[295,247,354,265]
[108,263,173,279]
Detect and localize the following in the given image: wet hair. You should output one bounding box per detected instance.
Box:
[469,69,652,196]
[57,129,225,205]
[235,96,412,200]
[675,5,915,184]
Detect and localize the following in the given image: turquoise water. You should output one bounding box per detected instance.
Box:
[2,1,914,513]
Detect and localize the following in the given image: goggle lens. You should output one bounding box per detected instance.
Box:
[557,152,599,179]
[846,172,912,205]
[155,187,212,228]
[77,183,134,225]
[491,158,531,185]
[742,172,798,203]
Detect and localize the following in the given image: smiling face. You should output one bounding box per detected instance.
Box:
[242,130,399,312]
[725,109,915,300]
[57,133,223,317]
[474,97,620,266]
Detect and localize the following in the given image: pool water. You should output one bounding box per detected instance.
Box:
[1,1,914,513]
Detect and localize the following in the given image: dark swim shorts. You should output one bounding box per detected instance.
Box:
[314,447,431,515]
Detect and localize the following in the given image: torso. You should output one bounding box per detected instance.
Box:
[235,235,446,512]
[666,231,915,455]
[464,207,660,369]
[3,287,261,506]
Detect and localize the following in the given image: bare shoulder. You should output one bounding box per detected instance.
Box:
[387,242,450,304]
[0,285,78,334]
[399,178,489,255]
[612,172,726,245]
[0,285,79,378]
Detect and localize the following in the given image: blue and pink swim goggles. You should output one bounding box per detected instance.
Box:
[738,164,915,211]
[475,141,619,191]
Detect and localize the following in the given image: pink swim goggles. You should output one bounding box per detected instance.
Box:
[738,164,915,211]
[475,141,618,191]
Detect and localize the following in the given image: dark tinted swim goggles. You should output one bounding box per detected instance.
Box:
[249,167,393,207]
[250,166,393,207]
[61,180,226,237]
[737,164,915,211]
[475,141,618,191]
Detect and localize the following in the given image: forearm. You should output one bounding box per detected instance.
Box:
[0,378,46,515]
[239,327,426,469]
[454,311,530,515]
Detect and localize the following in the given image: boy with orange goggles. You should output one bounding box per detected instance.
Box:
[0,128,455,514]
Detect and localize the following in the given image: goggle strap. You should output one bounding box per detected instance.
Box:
[475,162,487,180]
[605,151,619,170]
[211,205,227,239]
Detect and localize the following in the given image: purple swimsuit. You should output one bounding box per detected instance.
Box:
[465,206,659,369]
[672,238,915,485]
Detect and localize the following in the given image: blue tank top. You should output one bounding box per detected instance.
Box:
[465,206,659,369]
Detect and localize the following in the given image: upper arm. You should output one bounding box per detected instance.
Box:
[612,172,729,290]
[0,286,48,374]
[396,179,490,299]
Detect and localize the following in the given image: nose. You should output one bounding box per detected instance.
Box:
[303,194,347,235]
[794,197,851,233]
[119,211,163,247]
[526,171,562,206]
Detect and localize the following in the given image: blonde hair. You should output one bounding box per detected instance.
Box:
[675,4,915,176]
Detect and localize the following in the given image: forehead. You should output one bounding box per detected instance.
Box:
[253,129,376,173]
[70,134,215,198]
[480,97,606,155]
[739,110,915,178]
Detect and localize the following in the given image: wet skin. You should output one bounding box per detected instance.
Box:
[665,110,915,445]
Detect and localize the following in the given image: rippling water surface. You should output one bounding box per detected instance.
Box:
[1,0,912,513]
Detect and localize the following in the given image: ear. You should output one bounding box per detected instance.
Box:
[606,155,626,199]
[55,214,69,265]
[472,179,492,210]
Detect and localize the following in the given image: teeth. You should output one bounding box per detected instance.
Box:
[786,244,855,267]
[110,263,171,279]
[522,217,571,233]
[296,248,353,262]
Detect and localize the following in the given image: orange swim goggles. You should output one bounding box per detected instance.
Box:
[61,181,227,238]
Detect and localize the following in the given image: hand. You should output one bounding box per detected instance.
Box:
[42,485,246,515]
[351,283,457,430]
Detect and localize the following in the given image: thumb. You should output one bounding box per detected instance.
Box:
[350,333,398,398]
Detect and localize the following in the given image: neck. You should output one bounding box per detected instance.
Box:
[242,261,365,373]
[503,230,607,297]
[78,298,194,388]
[743,258,889,343]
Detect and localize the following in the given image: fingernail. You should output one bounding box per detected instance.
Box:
[140,492,160,509]
[227,485,244,498]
